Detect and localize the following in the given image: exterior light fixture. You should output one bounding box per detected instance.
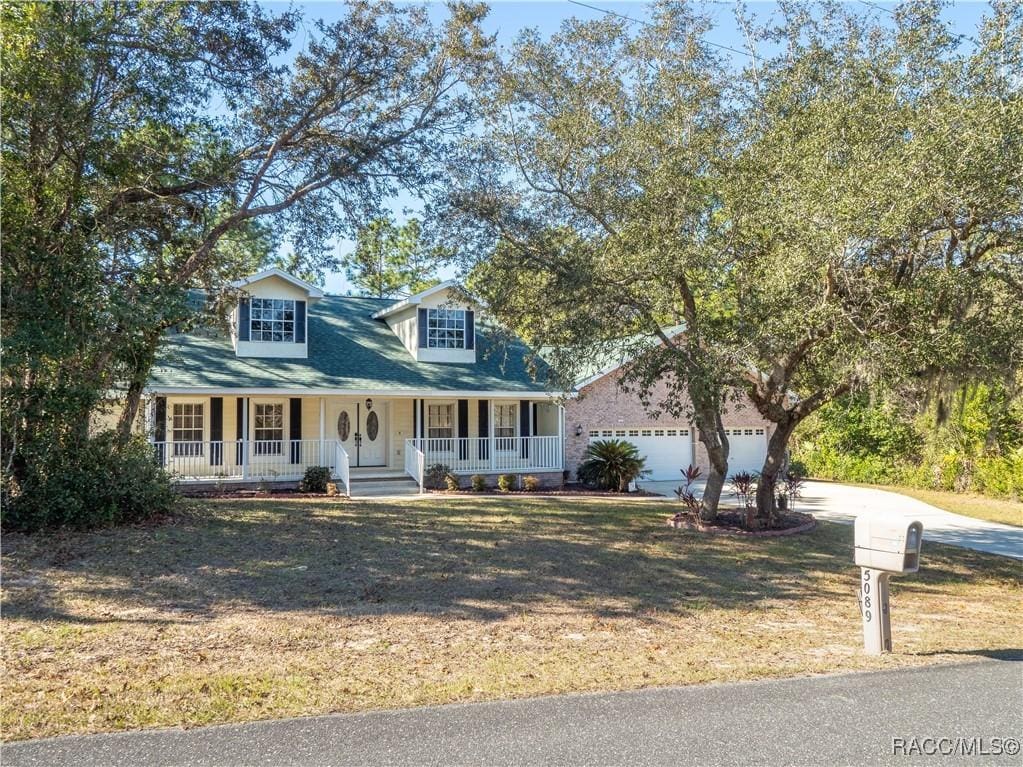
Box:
[365,398,373,410]
[575,424,584,437]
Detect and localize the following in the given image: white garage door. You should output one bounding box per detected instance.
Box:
[590,427,693,481]
[726,427,768,475]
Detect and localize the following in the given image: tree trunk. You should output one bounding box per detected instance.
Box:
[693,404,729,522]
[756,420,796,523]
[116,379,144,444]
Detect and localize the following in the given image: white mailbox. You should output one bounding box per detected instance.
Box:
[854,516,924,655]
[854,517,923,574]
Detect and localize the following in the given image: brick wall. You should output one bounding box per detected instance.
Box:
[563,370,773,477]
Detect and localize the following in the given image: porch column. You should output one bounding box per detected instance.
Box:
[558,404,565,472]
[489,399,496,472]
[319,397,326,467]
[241,398,249,480]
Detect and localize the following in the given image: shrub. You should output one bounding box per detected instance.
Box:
[577,439,647,491]
[522,475,540,491]
[470,474,487,492]
[674,465,702,514]
[300,466,331,493]
[2,434,176,532]
[423,463,450,490]
[729,471,757,510]
[497,473,516,492]
[444,472,460,492]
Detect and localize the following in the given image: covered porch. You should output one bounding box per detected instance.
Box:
[147,392,564,493]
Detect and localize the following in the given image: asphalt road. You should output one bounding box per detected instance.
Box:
[5,659,1021,767]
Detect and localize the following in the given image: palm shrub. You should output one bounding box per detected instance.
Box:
[577,439,648,492]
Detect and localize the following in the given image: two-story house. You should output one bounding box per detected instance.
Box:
[145,268,772,494]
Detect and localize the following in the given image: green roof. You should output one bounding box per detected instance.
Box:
[148,295,553,394]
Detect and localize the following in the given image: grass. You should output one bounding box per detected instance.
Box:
[3,496,1021,742]
[869,485,1023,528]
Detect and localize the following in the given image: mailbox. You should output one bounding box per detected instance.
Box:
[854,517,923,574]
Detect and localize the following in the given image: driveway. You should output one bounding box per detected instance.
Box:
[638,479,1023,560]
[5,659,1020,767]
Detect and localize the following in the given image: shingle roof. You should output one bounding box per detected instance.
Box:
[148,295,553,394]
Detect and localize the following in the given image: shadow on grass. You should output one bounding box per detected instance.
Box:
[3,497,1019,626]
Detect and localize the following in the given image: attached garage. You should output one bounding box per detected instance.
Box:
[725,427,768,475]
[589,427,693,481]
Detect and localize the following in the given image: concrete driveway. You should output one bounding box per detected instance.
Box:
[638,479,1023,560]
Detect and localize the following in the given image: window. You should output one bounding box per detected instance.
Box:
[666,429,677,436]
[253,403,284,455]
[653,430,664,436]
[589,430,600,438]
[601,429,613,437]
[172,403,204,456]
[640,429,652,436]
[495,403,517,450]
[628,429,639,436]
[250,298,295,342]
[756,428,765,435]
[426,308,466,349]
[427,404,453,440]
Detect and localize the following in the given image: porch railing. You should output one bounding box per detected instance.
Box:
[334,441,351,497]
[404,438,426,494]
[152,439,343,483]
[404,436,562,478]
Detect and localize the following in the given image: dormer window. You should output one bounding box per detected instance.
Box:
[426,308,467,349]
[250,298,296,342]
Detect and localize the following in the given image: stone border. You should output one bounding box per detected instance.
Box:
[666,511,817,537]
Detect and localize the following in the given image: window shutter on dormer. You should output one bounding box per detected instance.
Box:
[465,310,475,350]
[418,308,428,347]
[238,298,250,341]
[295,300,306,343]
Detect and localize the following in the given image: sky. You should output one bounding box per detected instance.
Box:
[264,1,993,295]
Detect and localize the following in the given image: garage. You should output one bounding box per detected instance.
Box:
[725,427,768,475]
[589,427,693,481]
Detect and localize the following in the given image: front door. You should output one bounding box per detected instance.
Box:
[333,400,387,467]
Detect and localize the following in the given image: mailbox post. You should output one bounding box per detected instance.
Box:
[854,517,923,655]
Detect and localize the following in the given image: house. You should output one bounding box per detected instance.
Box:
[145,269,771,494]
[146,269,565,494]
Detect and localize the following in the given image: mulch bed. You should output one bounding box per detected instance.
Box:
[428,487,662,498]
[667,509,817,537]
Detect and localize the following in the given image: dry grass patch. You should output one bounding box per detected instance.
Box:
[868,485,1023,527]
[3,496,1020,741]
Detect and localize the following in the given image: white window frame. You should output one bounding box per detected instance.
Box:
[171,401,205,456]
[252,401,285,456]
[494,403,517,451]
[427,403,454,441]
[250,298,296,343]
[426,308,466,349]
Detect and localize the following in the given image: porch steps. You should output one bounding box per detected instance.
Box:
[347,474,420,498]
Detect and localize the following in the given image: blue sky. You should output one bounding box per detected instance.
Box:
[266,1,992,294]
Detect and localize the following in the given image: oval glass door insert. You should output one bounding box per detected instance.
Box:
[366,411,379,441]
[337,411,351,442]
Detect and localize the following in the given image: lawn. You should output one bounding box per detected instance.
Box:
[3,496,1020,742]
[870,485,1023,527]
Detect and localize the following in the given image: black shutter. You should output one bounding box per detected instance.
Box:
[210,397,223,466]
[458,399,469,459]
[290,398,302,464]
[478,400,489,460]
[418,308,428,348]
[419,399,425,440]
[238,298,250,341]
[520,399,531,458]
[154,397,167,466]
[295,300,306,343]
[532,403,538,435]
[236,397,245,464]
[465,310,475,350]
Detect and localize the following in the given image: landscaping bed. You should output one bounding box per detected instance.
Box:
[667,510,817,537]
[3,496,1020,742]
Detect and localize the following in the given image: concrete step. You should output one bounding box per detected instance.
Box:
[347,477,421,498]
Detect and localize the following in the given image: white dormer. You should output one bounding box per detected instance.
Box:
[373,281,477,363]
[229,269,324,359]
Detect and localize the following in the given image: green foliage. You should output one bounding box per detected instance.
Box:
[424,463,451,490]
[576,439,647,492]
[522,475,540,492]
[497,474,516,492]
[794,386,1023,499]
[444,472,460,492]
[299,466,332,494]
[343,217,444,299]
[2,434,175,532]
[470,474,487,492]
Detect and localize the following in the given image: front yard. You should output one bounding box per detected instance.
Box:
[3,496,1020,741]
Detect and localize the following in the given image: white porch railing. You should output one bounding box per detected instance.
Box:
[152,439,341,483]
[334,441,351,497]
[405,438,426,494]
[404,436,562,480]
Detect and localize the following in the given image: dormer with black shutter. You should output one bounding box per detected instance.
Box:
[229,269,324,359]
[373,281,477,364]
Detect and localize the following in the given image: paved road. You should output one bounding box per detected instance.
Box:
[640,479,1023,560]
[5,660,1021,767]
